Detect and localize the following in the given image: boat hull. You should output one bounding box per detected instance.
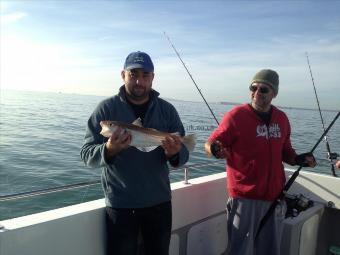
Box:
[1,169,339,255]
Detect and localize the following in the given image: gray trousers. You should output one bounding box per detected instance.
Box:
[226,198,286,255]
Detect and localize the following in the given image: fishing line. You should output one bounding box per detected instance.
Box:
[163,32,219,125]
[255,111,340,239]
[305,52,337,177]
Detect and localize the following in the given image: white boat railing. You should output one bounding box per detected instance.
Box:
[0,161,226,202]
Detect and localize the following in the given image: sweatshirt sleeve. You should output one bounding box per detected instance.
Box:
[281,117,298,165]
[208,111,237,148]
[80,103,111,168]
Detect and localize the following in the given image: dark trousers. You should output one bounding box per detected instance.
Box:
[106,201,172,255]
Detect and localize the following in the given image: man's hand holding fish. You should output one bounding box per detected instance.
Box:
[162,134,182,158]
[105,127,132,158]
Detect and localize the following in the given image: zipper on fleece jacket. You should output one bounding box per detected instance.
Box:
[265,122,273,198]
[252,108,273,198]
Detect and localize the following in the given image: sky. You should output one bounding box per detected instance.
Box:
[1,1,340,110]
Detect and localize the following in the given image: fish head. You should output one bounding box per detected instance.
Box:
[100,121,120,138]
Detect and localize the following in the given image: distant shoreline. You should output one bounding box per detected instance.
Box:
[1,89,338,112]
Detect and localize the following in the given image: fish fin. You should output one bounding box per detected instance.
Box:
[132,118,143,127]
[182,133,197,152]
[136,146,158,152]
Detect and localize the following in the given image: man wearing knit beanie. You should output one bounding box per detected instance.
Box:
[205,69,316,255]
[251,69,279,95]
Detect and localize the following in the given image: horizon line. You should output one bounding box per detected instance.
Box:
[1,88,338,113]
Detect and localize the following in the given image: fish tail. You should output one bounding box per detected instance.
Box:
[182,134,197,152]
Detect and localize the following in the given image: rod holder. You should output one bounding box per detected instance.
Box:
[183,167,190,184]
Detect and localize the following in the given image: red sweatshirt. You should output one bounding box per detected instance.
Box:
[209,104,297,201]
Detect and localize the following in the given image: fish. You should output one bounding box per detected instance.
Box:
[99,119,196,152]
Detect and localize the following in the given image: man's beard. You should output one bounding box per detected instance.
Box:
[127,85,150,102]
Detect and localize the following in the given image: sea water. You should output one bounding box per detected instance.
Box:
[0,90,339,220]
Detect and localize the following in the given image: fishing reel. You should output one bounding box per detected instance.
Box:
[328,152,339,161]
[285,193,314,218]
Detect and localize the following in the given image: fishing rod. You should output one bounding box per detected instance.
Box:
[163,32,219,125]
[306,52,337,177]
[255,111,340,240]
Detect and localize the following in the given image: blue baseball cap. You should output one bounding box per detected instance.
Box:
[123,51,154,72]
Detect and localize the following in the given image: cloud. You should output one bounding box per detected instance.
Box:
[0,12,27,25]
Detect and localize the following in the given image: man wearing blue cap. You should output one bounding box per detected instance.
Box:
[81,51,189,255]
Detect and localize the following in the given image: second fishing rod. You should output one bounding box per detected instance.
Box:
[305,52,337,177]
[256,111,340,239]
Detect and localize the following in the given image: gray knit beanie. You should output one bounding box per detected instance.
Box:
[250,69,279,95]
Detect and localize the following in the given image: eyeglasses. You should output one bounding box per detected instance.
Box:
[249,85,270,94]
